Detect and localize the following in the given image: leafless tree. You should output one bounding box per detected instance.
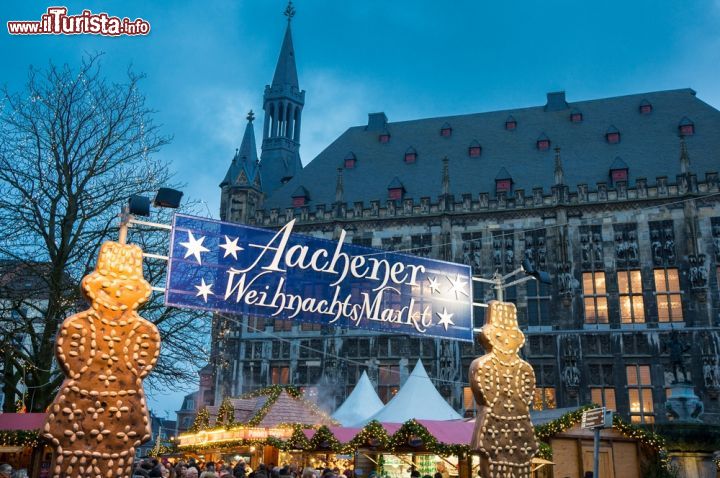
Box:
[0,54,209,412]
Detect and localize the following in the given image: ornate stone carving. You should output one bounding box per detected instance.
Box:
[560,338,581,397]
[614,225,639,266]
[688,254,708,289]
[711,219,720,262]
[524,232,547,269]
[470,302,537,478]
[650,221,675,265]
[557,263,577,301]
[43,242,159,478]
[461,232,482,272]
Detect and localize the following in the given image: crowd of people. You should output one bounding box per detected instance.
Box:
[132,458,357,478]
[0,464,27,478]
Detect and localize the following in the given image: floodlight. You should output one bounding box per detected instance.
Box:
[153,188,184,209]
[128,195,151,216]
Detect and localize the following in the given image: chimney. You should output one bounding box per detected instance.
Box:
[545,91,568,111]
[367,112,388,132]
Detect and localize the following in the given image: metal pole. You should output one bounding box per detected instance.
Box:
[593,426,600,478]
[118,206,131,245]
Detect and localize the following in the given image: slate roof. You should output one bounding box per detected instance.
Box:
[207,389,336,427]
[271,22,299,89]
[261,88,720,209]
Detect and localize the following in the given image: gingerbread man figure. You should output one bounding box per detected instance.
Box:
[43,242,161,478]
[470,301,537,478]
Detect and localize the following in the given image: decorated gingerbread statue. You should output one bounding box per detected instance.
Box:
[470,301,538,478]
[43,242,160,478]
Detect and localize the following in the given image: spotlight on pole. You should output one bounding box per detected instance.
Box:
[153,187,184,209]
[128,195,151,217]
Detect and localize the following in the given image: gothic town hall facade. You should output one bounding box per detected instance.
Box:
[212,14,720,426]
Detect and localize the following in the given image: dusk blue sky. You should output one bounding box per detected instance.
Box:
[3,0,720,417]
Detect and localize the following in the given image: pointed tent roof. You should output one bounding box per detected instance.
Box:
[272,22,299,89]
[331,371,384,427]
[363,360,462,425]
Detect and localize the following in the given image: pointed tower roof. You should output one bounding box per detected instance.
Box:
[363,360,462,425]
[272,3,299,89]
[220,111,261,189]
[331,371,384,427]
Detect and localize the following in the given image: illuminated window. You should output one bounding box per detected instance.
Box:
[404,148,417,163]
[505,116,517,130]
[291,186,309,207]
[654,268,683,322]
[292,196,306,207]
[273,319,292,332]
[618,270,645,324]
[626,365,654,423]
[678,117,695,136]
[379,133,390,143]
[388,188,403,200]
[570,111,583,123]
[496,179,512,194]
[301,323,321,332]
[583,271,609,324]
[440,123,452,137]
[271,366,290,385]
[611,168,628,183]
[639,100,652,114]
[591,387,617,410]
[532,387,556,410]
[463,387,476,417]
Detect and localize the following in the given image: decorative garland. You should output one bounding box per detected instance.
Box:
[189,407,210,433]
[0,430,40,448]
[216,397,237,429]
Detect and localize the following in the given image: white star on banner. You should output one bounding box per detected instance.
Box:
[180,231,209,264]
[219,235,244,260]
[436,307,455,331]
[427,276,441,294]
[447,273,469,300]
[195,278,214,302]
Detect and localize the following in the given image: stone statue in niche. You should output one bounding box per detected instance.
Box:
[493,237,502,266]
[561,339,581,396]
[470,301,537,478]
[627,230,638,262]
[580,233,591,264]
[688,254,708,289]
[666,330,691,384]
[592,233,603,262]
[651,229,663,265]
[614,231,626,261]
[537,237,546,265]
[663,228,675,263]
[43,242,160,478]
[557,264,576,298]
[505,237,514,266]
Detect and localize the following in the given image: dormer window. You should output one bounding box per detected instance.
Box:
[495,168,512,194]
[404,147,417,164]
[387,177,404,200]
[606,126,621,144]
[570,109,583,123]
[468,140,482,157]
[536,133,550,151]
[678,117,695,136]
[496,179,512,193]
[379,133,390,143]
[609,157,629,184]
[639,100,652,114]
[291,186,309,207]
[505,115,517,131]
[440,122,452,137]
[344,152,357,169]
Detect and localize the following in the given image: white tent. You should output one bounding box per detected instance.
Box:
[363,359,462,424]
[332,371,385,427]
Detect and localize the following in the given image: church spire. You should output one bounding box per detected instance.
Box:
[272,3,299,89]
[220,111,260,189]
[260,2,305,194]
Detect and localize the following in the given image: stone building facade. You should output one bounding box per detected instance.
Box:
[212,9,720,425]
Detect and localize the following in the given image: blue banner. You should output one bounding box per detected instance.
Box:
[165,214,473,341]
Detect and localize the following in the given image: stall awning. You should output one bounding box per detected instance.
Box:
[0,413,45,430]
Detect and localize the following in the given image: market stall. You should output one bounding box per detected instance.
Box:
[0,413,53,478]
